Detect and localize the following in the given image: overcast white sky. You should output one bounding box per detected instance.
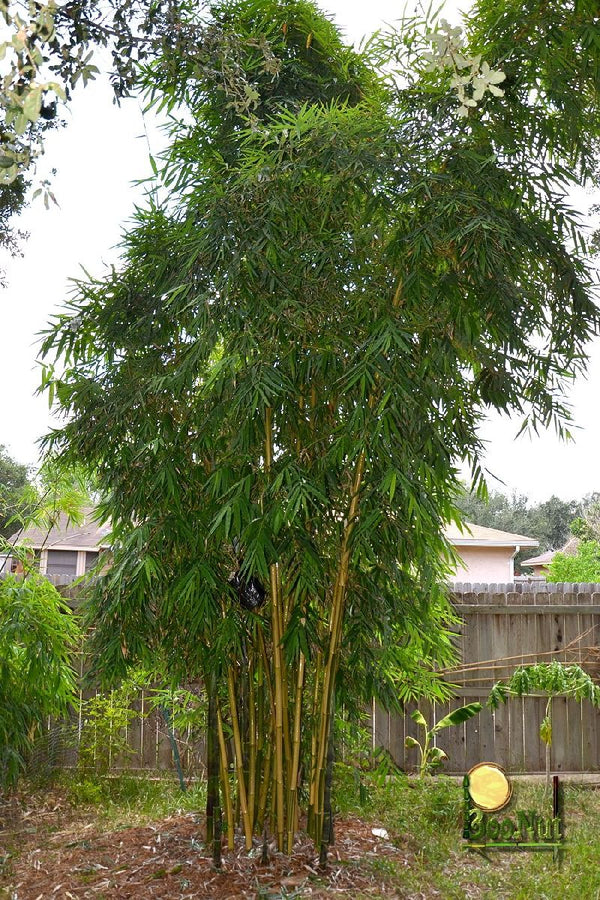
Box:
[0,0,598,503]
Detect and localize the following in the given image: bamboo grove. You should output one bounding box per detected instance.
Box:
[41,0,600,859]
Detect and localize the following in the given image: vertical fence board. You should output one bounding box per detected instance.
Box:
[581,594,598,771]
[463,696,481,772]
[157,718,174,771]
[142,709,160,770]
[507,697,525,772]
[563,603,584,771]
[126,696,143,769]
[492,607,510,767]
[373,703,388,755]
[389,705,404,771]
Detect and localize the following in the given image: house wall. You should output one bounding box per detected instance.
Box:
[452,545,516,581]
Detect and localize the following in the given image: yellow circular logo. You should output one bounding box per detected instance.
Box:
[467,763,512,812]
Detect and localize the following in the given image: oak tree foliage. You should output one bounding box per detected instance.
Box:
[0,444,34,539]
[456,488,583,570]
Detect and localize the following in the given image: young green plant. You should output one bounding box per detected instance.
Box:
[488,662,600,788]
[405,703,482,777]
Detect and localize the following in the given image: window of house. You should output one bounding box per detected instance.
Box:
[85,551,100,573]
[45,550,78,576]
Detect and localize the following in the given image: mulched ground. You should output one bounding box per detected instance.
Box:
[0,796,416,899]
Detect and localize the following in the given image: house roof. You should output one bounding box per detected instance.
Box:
[444,522,538,548]
[520,549,555,567]
[9,509,111,552]
[10,511,538,554]
[559,536,580,557]
[521,536,580,568]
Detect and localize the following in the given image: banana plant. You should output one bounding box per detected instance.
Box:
[405,703,482,777]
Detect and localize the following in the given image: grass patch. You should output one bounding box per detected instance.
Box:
[61,772,207,824]
[333,765,600,899]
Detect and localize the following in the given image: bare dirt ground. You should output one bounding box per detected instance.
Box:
[0,791,416,899]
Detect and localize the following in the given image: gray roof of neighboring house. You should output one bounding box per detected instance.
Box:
[520,549,555,567]
[444,522,538,548]
[9,509,111,552]
[9,514,539,554]
[521,536,580,568]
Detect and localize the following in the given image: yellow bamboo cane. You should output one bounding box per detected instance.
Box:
[270,563,286,851]
[248,657,257,833]
[287,650,305,853]
[227,666,253,850]
[308,649,322,839]
[277,564,293,771]
[216,705,235,851]
[311,452,366,843]
[265,406,286,851]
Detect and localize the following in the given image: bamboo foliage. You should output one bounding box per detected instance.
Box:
[0,575,81,790]
[41,0,600,859]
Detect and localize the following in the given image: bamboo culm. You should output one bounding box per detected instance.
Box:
[205,670,220,845]
[217,705,235,851]
[227,666,253,850]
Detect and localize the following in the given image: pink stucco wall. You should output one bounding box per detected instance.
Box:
[452,546,515,581]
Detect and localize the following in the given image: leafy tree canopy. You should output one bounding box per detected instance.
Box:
[0,1,189,180]
[0,1,205,280]
[0,445,35,539]
[0,574,80,790]
[569,492,600,542]
[547,540,600,583]
[456,488,582,566]
[38,0,600,854]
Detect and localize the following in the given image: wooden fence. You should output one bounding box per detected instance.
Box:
[373,582,600,774]
[53,687,206,776]
[10,575,600,775]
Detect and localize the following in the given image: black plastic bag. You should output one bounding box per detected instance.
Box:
[229,570,266,611]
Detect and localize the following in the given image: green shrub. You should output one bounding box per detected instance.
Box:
[547,541,600,582]
[77,683,139,774]
[0,575,80,790]
[67,776,106,806]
